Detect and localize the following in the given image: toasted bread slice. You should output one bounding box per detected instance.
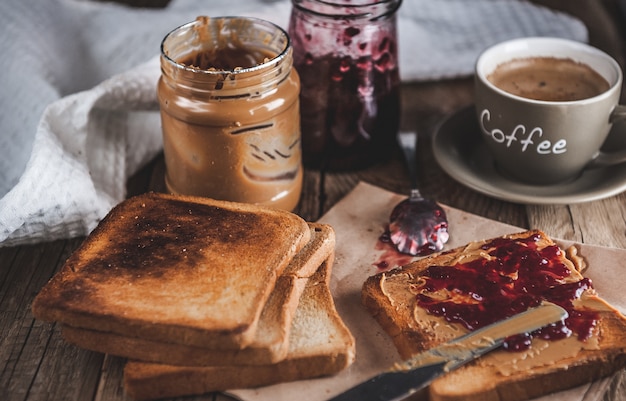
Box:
[32,192,311,349]
[59,224,336,366]
[123,257,356,400]
[362,230,626,401]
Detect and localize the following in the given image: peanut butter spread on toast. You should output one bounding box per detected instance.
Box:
[379,230,622,376]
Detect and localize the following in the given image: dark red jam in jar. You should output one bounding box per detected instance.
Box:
[416,233,600,352]
[288,0,402,170]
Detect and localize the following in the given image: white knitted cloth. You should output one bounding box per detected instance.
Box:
[0,0,586,246]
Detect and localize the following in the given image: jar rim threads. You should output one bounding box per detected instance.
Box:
[160,16,293,95]
[291,0,402,22]
[160,16,291,77]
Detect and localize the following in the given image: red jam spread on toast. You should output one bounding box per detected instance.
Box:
[416,233,599,351]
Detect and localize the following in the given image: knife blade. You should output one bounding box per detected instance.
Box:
[328,302,568,401]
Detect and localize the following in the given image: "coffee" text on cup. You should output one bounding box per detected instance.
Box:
[479,109,567,155]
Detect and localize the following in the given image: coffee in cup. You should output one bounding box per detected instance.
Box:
[487,56,610,102]
[474,37,626,185]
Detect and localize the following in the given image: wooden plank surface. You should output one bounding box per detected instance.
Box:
[2,1,626,400]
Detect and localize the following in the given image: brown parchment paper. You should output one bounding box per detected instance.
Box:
[229,182,625,401]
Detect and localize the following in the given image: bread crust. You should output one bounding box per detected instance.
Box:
[123,258,356,400]
[32,192,311,349]
[59,224,336,366]
[362,230,626,401]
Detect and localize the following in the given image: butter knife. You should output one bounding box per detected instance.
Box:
[328,302,568,401]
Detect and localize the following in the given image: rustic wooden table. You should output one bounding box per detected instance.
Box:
[2,1,626,400]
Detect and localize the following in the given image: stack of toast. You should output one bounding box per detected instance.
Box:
[362,230,626,401]
[32,192,355,400]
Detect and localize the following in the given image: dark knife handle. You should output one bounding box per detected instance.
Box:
[327,361,446,401]
[327,303,567,401]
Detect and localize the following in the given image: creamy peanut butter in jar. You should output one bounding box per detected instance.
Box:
[158,16,302,211]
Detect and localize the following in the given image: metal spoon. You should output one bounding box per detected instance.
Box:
[387,131,449,256]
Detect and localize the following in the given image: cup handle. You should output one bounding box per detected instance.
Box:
[588,104,626,168]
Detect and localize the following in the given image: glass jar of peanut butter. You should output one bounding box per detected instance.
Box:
[288,0,402,171]
[159,17,302,211]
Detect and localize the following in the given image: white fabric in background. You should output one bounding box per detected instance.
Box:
[0,0,587,247]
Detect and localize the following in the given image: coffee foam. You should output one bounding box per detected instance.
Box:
[487,57,610,102]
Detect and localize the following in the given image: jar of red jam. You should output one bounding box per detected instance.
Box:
[288,0,402,170]
[158,17,303,211]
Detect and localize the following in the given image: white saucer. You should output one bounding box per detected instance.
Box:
[432,106,626,204]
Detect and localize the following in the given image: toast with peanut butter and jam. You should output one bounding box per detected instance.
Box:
[362,230,626,401]
[59,223,336,366]
[32,192,312,350]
